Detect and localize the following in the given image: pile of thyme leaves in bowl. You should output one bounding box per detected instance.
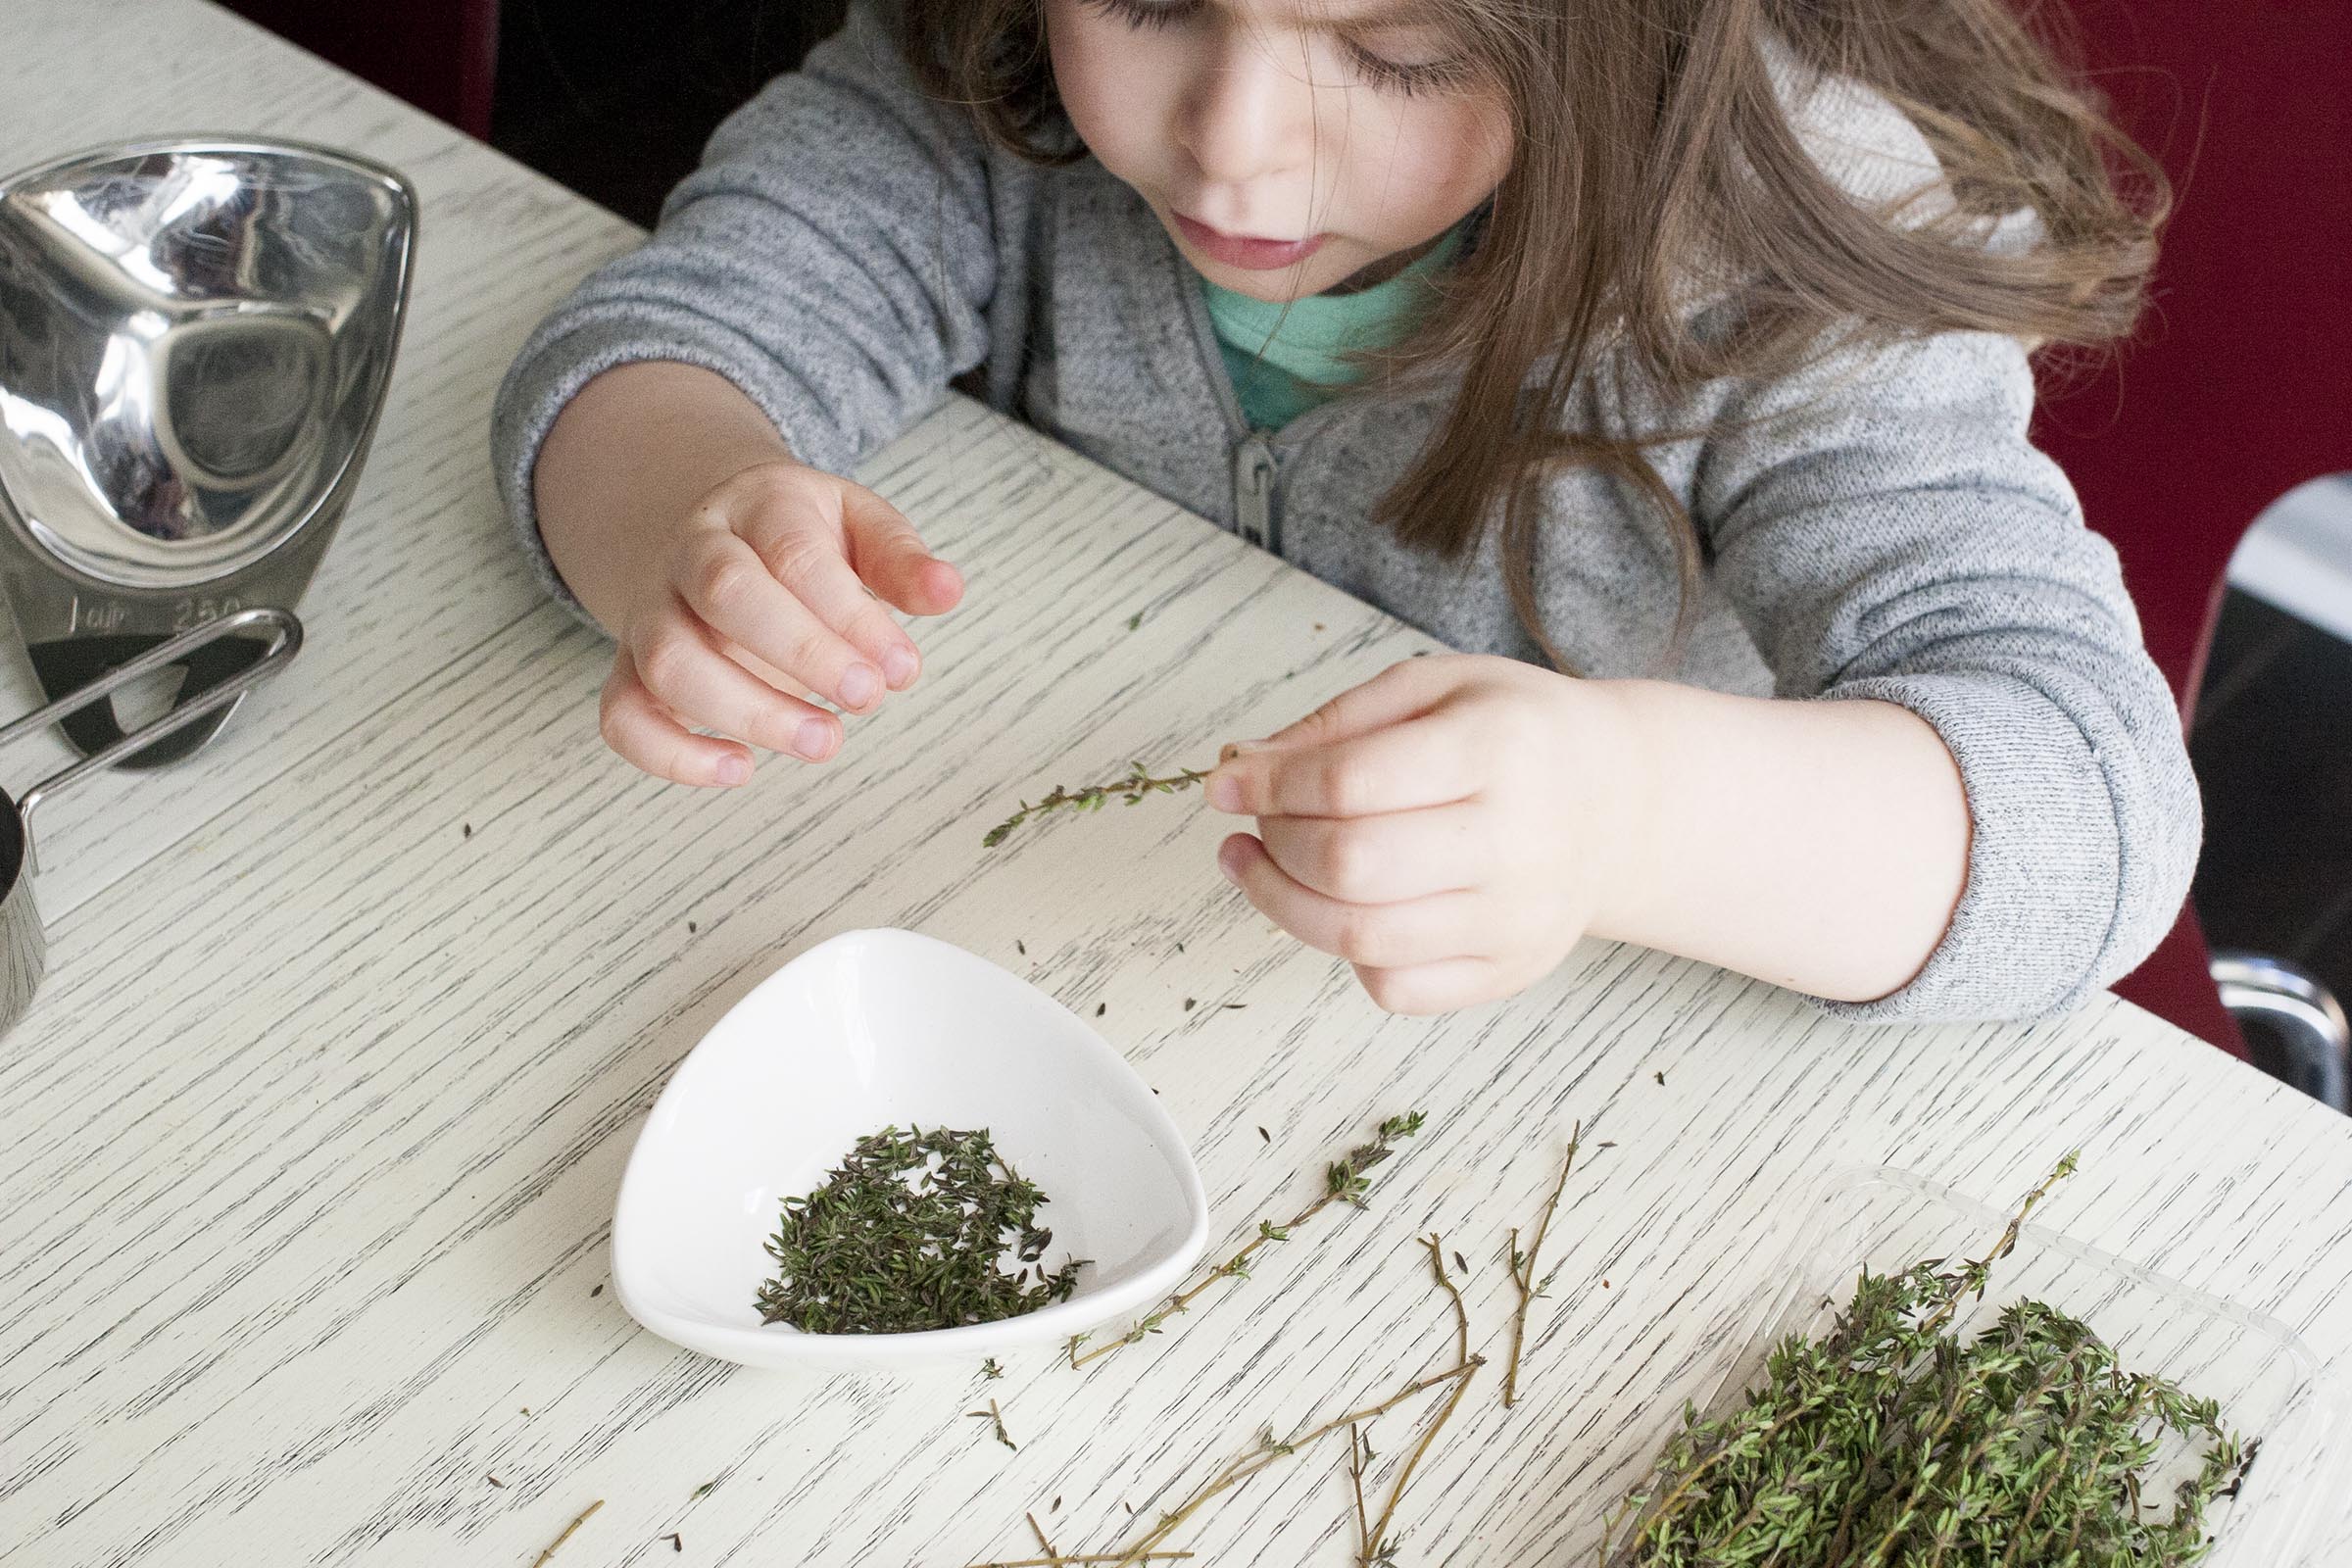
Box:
[1599,1154,2259,1567]
[756,1124,1084,1334]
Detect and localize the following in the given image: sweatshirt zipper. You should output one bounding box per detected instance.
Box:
[1179,267,1294,557]
[1233,433,1280,554]
[1175,256,1354,558]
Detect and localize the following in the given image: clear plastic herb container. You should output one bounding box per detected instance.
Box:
[1655,1165,2350,1568]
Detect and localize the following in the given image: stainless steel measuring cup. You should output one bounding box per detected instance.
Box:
[0,605,301,1037]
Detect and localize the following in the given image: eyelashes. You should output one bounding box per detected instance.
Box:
[1081,0,1189,28]
[1075,0,1472,98]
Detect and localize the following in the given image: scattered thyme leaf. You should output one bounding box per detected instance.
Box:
[968,1398,1017,1451]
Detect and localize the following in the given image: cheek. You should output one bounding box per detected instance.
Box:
[1348,96,1514,230]
[1045,2,1173,181]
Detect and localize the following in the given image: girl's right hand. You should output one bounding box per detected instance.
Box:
[598,459,964,786]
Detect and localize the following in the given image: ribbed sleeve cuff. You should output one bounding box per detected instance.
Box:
[1806,670,2125,1023]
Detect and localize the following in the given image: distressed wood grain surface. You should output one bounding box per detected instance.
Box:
[2,4,2347,1567]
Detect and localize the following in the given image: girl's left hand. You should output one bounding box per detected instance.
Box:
[1205,654,1644,1015]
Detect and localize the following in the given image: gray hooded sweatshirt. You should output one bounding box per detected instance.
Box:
[491,3,2200,1025]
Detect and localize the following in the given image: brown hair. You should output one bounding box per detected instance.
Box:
[898,0,2167,671]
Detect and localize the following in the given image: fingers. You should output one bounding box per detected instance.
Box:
[672,527,892,712]
[615,609,842,777]
[602,463,961,786]
[837,479,964,616]
[1219,832,1522,1013]
[701,465,961,706]
[1255,656,1464,751]
[600,653,756,787]
[1255,802,1489,904]
[1210,710,1485,818]
[1348,957,1516,1016]
[1215,832,1487,970]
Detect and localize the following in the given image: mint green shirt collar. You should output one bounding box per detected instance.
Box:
[1199,224,1465,431]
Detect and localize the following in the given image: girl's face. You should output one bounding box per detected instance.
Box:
[1045,0,1513,302]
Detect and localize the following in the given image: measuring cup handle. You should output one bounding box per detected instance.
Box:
[10,607,304,832]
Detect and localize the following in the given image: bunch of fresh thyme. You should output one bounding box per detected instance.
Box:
[983,762,1213,848]
[1598,1154,2256,1566]
[756,1125,1082,1334]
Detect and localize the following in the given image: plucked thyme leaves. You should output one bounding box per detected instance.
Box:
[756,1125,1081,1334]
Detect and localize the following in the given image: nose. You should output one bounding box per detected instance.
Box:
[1175,25,1316,193]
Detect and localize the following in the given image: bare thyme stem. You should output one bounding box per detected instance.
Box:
[1504,1120,1582,1408]
[529,1499,605,1568]
[1348,1424,1374,1561]
[1360,1237,1482,1562]
[965,1555,1194,1566]
[1107,1359,1484,1568]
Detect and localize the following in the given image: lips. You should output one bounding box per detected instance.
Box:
[1171,211,1328,270]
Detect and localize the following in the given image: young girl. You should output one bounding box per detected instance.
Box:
[493,0,2195,1024]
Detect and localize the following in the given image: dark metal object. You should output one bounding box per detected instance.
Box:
[0,606,300,1040]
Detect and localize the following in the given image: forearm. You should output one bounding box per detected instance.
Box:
[1587,679,1971,1004]
[532,361,796,634]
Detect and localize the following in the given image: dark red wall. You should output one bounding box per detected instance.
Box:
[2032,0,2352,713]
[220,0,501,139]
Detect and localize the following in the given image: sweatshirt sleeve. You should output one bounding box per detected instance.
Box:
[1692,326,2202,1023]
[488,1,997,618]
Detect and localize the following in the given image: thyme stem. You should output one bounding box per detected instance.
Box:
[1359,1237,1481,1563]
[529,1499,604,1568]
[1108,1359,1483,1568]
[1504,1120,1582,1408]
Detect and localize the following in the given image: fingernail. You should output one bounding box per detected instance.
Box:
[794,717,834,760]
[1217,838,1248,879]
[839,662,880,709]
[882,645,917,687]
[1208,774,1243,812]
[716,755,751,786]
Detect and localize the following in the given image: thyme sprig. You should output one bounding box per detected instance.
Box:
[1597,1152,2257,1566]
[1503,1120,1583,1408]
[757,1125,1081,1334]
[966,1170,1476,1568]
[960,1348,1475,1568]
[1066,1111,1427,1370]
[983,762,1213,848]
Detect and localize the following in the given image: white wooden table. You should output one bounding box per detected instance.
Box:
[3,5,2348,1566]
